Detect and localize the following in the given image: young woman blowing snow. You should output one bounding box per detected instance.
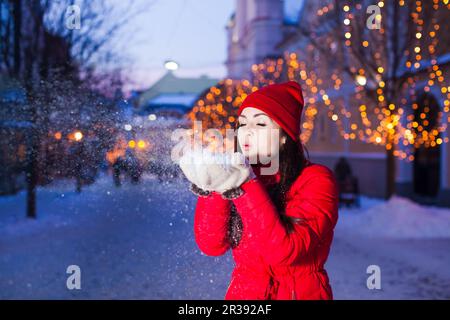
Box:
[178,81,339,300]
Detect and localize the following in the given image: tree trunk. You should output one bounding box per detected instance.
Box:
[25,43,38,219]
[26,134,38,219]
[385,1,399,201]
[12,0,22,76]
[24,2,46,219]
[386,146,396,199]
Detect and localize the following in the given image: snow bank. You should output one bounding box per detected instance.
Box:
[338,196,450,239]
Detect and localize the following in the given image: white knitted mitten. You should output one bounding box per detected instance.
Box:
[178,149,254,193]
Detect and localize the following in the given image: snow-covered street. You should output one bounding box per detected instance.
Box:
[1,174,449,299]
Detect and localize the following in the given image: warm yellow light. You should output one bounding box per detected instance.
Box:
[332,114,338,121]
[137,140,146,149]
[343,5,350,12]
[375,137,382,143]
[345,32,351,39]
[128,140,136,148]
[54,132,62,140]
[356,75,367,86]
[377,67,384,73]
[74,131,83,141]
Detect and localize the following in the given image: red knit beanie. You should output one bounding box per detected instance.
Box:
[237,81,304,141]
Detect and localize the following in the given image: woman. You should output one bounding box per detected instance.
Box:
[179,81,339,300]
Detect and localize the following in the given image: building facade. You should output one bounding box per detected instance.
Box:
[137,71,219,119]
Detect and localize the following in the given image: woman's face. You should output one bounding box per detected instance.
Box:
[237,107,285,163]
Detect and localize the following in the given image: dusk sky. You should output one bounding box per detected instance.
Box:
[116,0,235,91]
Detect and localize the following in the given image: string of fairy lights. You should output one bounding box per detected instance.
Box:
[335,0,450,160]
[187,79,254,135]
[188,0,449,161]
[187,57,319,145]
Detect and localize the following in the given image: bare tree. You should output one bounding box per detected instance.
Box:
[1,0,154,218]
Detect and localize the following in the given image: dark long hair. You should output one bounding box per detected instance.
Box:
[228,128,310,248]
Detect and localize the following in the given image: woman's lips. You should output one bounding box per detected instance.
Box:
[243,144,250,150]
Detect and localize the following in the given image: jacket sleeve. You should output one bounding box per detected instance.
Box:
[194,192,231,256]
[232,166,339,266]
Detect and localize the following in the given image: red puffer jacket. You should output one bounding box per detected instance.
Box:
[193,161,339,300]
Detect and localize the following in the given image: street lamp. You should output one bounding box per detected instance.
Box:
[164,60,179,71]
[74,130,83,141]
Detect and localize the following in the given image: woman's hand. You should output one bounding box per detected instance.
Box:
[207,152,255,193]
[178,149,211,190]
[178,149,254,193]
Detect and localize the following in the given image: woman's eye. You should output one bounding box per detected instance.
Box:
[257,123,266,127]
[237,123,246,128]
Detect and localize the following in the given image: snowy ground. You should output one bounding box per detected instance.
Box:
[1,173,449,299]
